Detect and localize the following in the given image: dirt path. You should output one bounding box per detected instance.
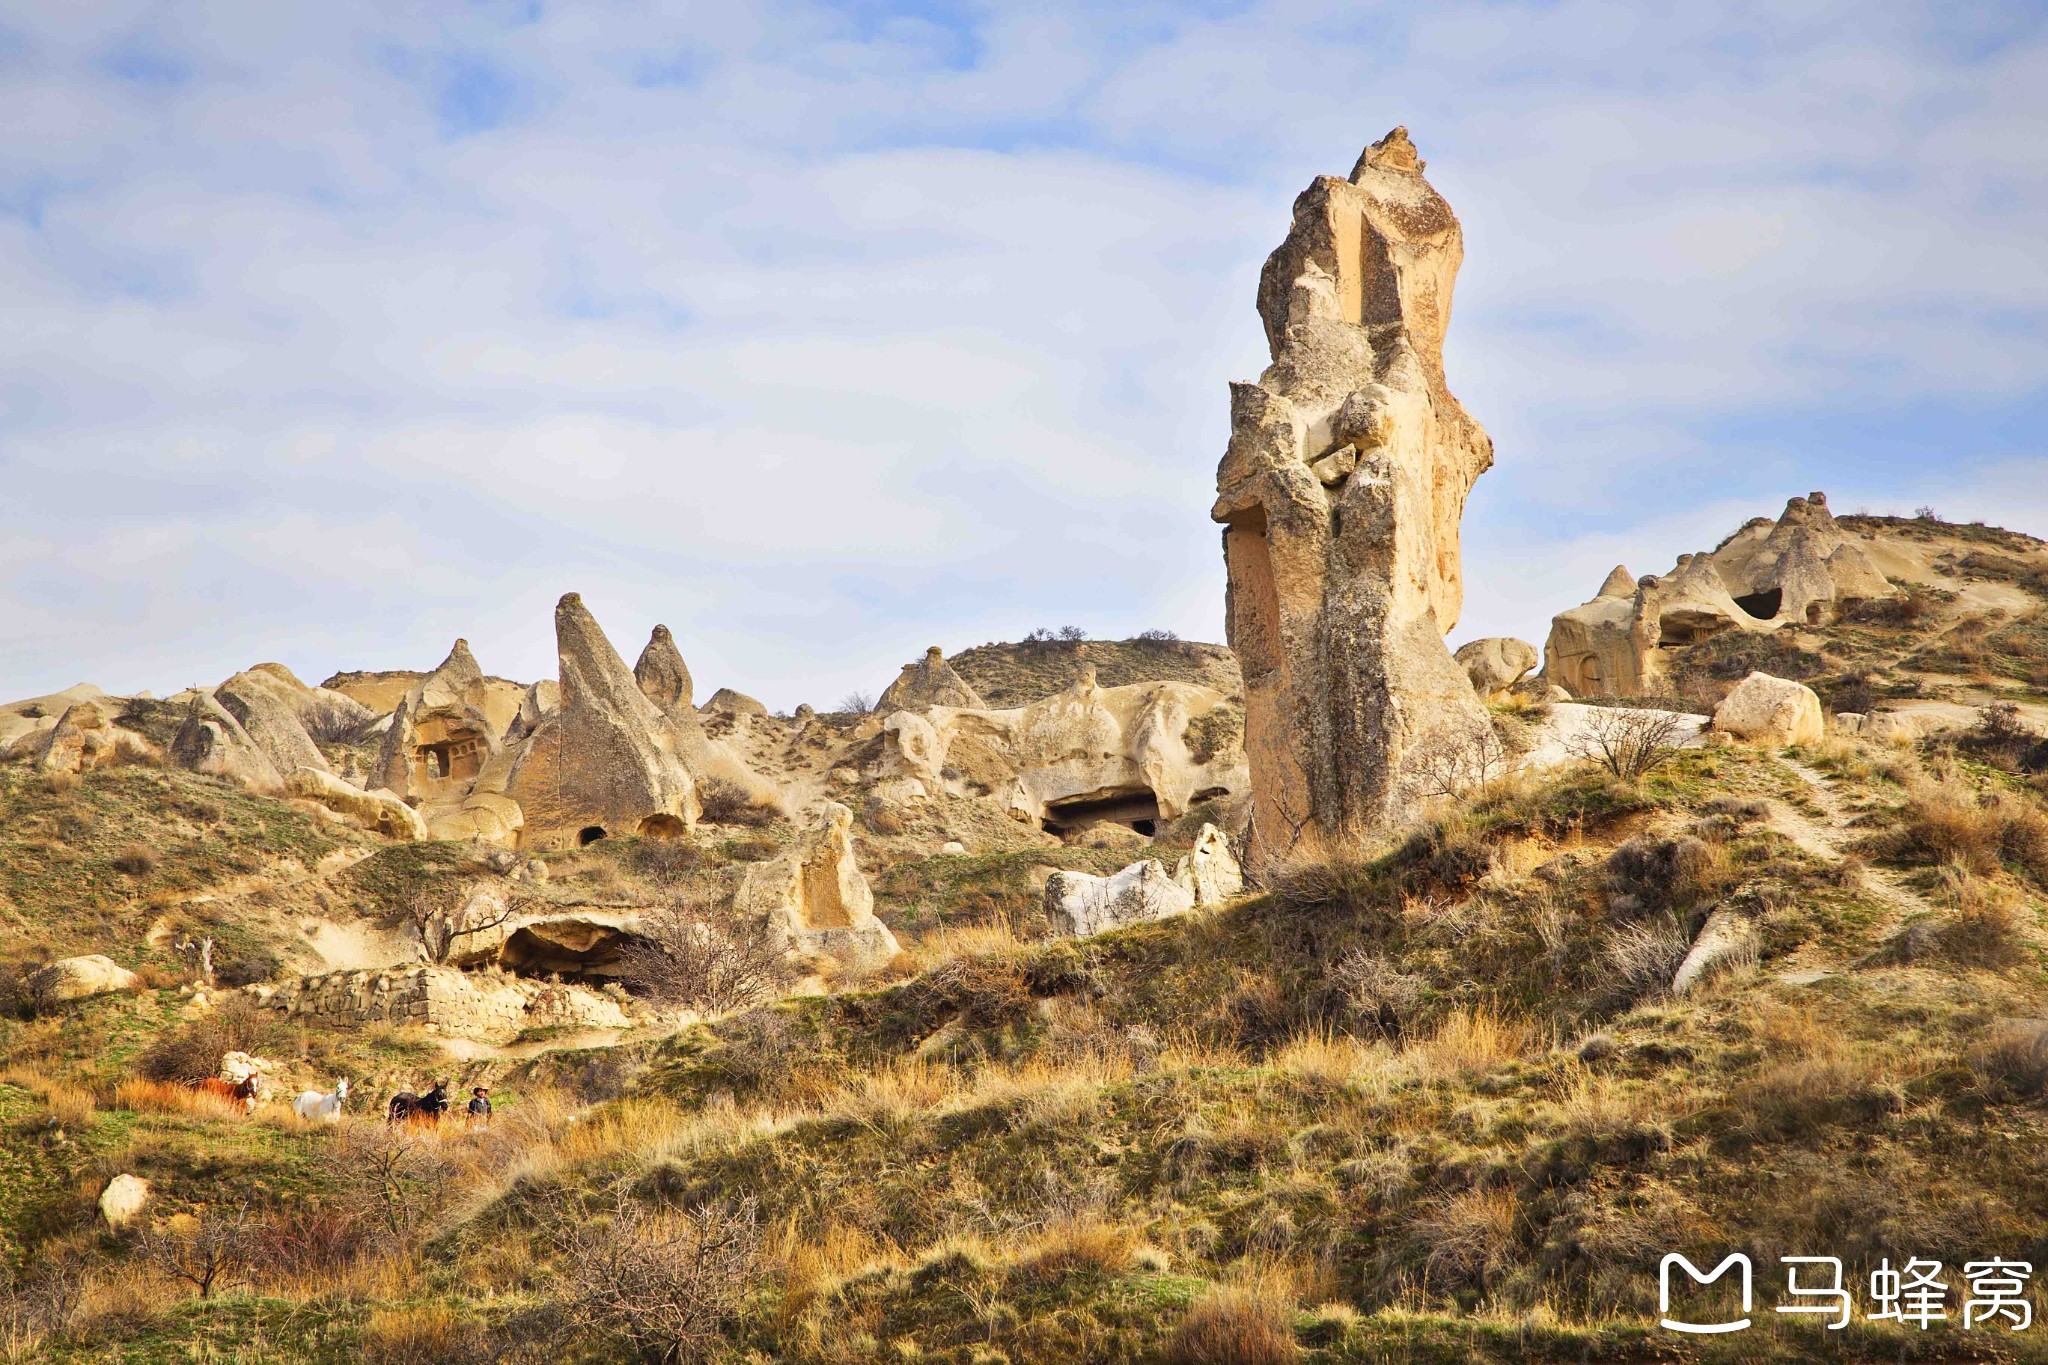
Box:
[1772,756,1931,967]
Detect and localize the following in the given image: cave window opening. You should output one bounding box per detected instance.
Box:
[1040,789,1163,838]
[1733,587,1783,620]
[578,826,607,846]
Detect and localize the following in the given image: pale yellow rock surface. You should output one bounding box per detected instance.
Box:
[371,640,503,804]
[736,802,900,971]
[1711,672,1825,747]
[1211,127,1496,870]
[286,766,428,840]
[878,646,986,712]
[1170,823,1244,906]
[1454,638,1539,700]
[1045,859,1194,937]
[31,954,141,1002]
[1544,493,1899,697]
[99,1174,149,1228]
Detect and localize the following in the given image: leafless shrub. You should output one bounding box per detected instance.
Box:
[619,899,792,1015]
[301,695,376,746]
[112,844,158,877]
[1412,1185,1521,1291]
[0,961,57,1020]
[544,1191,760,1365]
[398,886,515,965]
[338,1123,456,1245]
[1566,707,1688,780]
[137,997,290,1083]
[1602,916,1691,1003]
[1410,723,1511,799]
[834,690,875,716]
[134,1203,257,1299]
[695,777,777,827]
[1328,948,1424,1040]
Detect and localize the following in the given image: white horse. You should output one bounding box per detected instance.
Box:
[292,1078,349,1122]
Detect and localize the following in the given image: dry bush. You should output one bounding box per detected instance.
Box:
[113,1078,240,1120]
[1971,1022,2048,1102]
[0,963,57,1021]
[1736,1047,1902,1142]
[301,695,375,746]
[1567,706,1688,780]
[1017,1217,1138,1284]
[1412,1185,1521,1291]
[544,1192,760,1365]
[1605,834,1725,913]
[136,998,290,1083]
[907,953,1035,1030]
[1866,771,2048,883]
[861,801,907,836]
[1327,948,1425,1040]
[0,1066,93,1122]
[110,844,157,877]
[620,898,793,1015]
[135,1204,256,1299]
[695,777,778,826]
[1602,916,1691,1003]
[339,1123,458,1244]
[1410,723,1512,799]
[1411,1008,1532,1078]
[359,1303,483,1365]
[1165,1281,1299,1365]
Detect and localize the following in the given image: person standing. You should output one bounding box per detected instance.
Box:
[466,1084,493,1129]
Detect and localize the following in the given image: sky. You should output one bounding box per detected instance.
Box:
[2,1,2045,710]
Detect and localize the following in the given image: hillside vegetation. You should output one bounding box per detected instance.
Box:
[5,698,2048,1361]
[948,636,1242,708]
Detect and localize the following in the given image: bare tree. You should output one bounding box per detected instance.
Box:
[1410,723,1511,799]
[135,1203,256,1299]
[834,690,875,716]
[1565,707,1688,780]
[339,1122,453,1244]
[398,886,517,965]
[546,1191,760,1365]
[619,899,792,1015]
[300,695,374,745]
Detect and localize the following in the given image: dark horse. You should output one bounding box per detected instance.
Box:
[386,1081,450,1126]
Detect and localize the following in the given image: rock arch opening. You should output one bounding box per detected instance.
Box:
[1733,587,1783,621]
[497,921,641,983]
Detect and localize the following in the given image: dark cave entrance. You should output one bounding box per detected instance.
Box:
[1041,788,1163,838]
[1733,587,1783,620]
[577,826,607,846]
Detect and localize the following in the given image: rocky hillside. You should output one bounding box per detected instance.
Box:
[5,708,2048,1361]
[1548,505,2048,741]
[948,635,1242,708]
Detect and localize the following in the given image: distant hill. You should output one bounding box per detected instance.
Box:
[947,636,1242,708]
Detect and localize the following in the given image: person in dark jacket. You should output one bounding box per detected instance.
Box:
[466,1084,493,1128]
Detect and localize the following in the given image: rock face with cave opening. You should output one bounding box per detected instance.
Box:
[1210,127,1496,871]
[1542,492,1899,697]
[497,593,701,850]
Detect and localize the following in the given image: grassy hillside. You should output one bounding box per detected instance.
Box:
[5,706,2048,1361]
[949,636,1243,708]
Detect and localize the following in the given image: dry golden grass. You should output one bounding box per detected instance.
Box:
[1408,1007,1535,1079]
[1165,1275,1300,1365]
[1271,1026,1395,1089]
[1412,1185,1521,1290]
[359,1302,480,1364]
[1016,1217,1140,1284]
[900,917,1029,969]
[113,1077,241,1120]
[0,1066,97,1127]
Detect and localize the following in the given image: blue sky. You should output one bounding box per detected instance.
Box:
[2,2,2044,707]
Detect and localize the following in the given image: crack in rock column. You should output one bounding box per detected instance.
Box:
[1212,128,1497,872]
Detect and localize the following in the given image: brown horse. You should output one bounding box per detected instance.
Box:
[189,1074,261,1115]
[386,1081,450,1126]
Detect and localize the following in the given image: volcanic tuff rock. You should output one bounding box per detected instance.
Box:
[286,766,428,841]
[170,692,286,792]
[1045,859,1195,938]
[1211,127,1496,869]
[1711,671,1825,748]
[735,802,901,971]
[1454,637,1539,701]
[1544,492,1898,697]
[501,594,700,849]
[372,640,502,803]
[878,646,987,712]
[215,665,349,779]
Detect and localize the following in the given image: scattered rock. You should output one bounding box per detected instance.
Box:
[1712,672,1824,747]
[30,954,140,1002]
[99,1174,149,1228]
[286,767,427,840]
[1045,860,1195,938]
[1170,823,1243,906]
[1670,908,1760,997]
[1455,638,1540,701]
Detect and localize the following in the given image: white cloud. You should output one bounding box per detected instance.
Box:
[0,1,2043,709]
